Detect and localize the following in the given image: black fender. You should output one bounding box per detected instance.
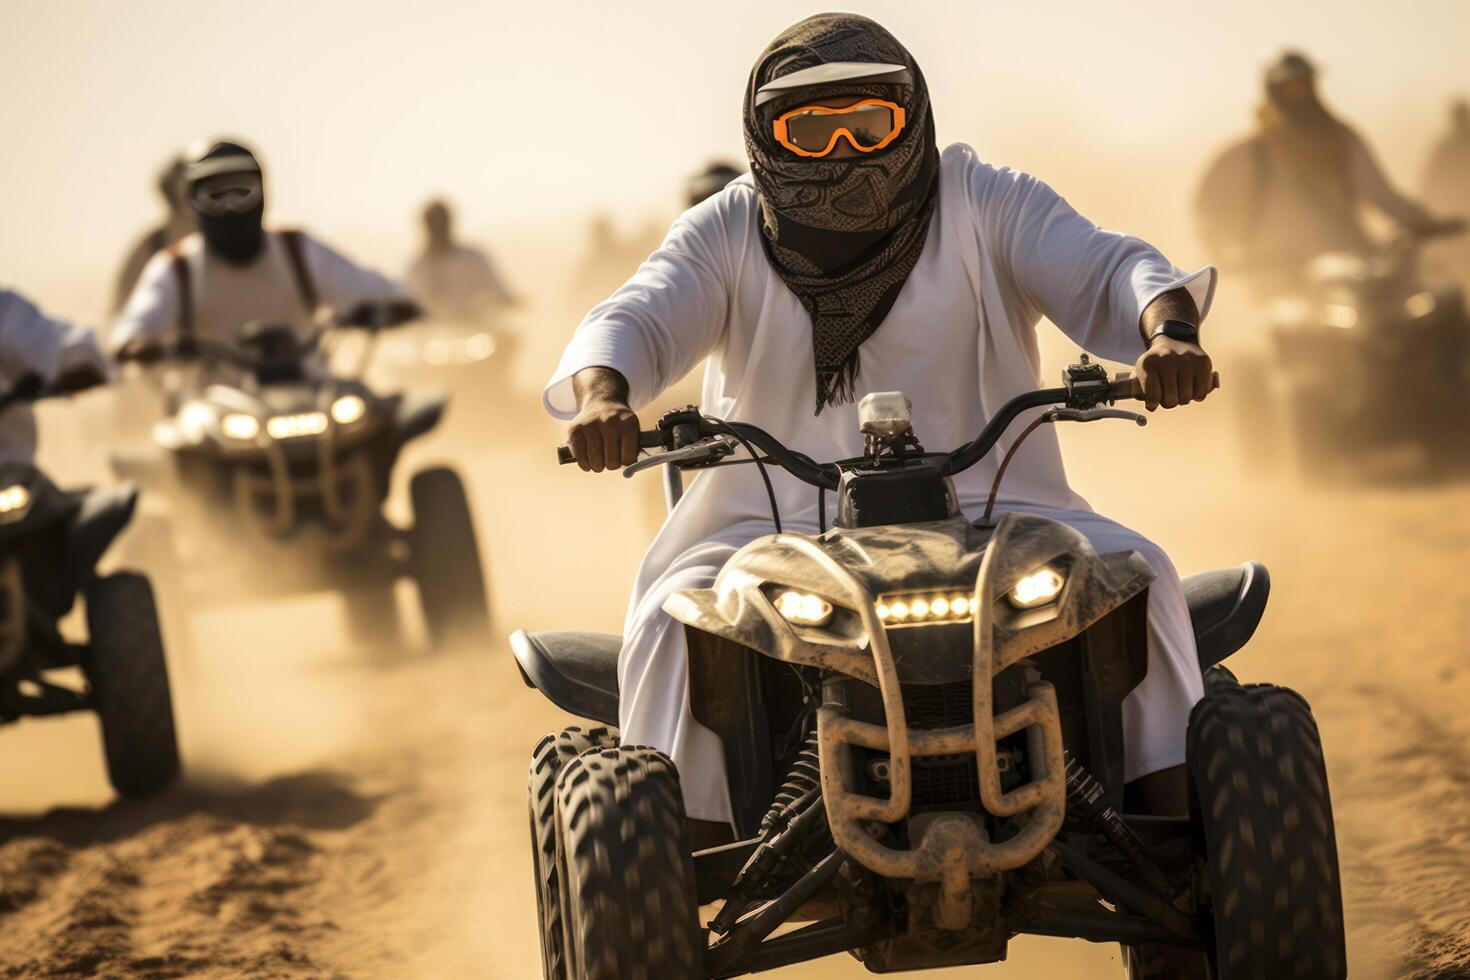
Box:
[1182,561,1270,671]
[394,389,449,446]
[64,484,139,582]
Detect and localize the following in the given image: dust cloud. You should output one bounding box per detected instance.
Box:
[3,1,1470,977]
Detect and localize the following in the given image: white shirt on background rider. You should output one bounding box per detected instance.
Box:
[0,290,107,464]
[109,230,407,354]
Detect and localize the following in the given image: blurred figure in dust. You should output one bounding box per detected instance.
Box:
[1422,99,1470,278]
[113,157,195,313]
[1195,51,1449,299]
[405,198,516,322]
[685,161,744,209]
[571,214,662,317]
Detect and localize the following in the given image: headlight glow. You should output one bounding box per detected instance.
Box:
[773,590,834,627]
[877,591,974,628]
[0,484,31,515]
[331,394,367,425]
[1323,304,1358,329]
[1405,291,1437,319]
[1008,568,1066,609]
[220,413,261,441]
[266,411,330,440]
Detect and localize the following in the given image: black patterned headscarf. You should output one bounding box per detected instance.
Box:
[744,13,940,413]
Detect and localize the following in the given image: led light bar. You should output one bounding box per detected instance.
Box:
[266,411,329,440]
[876,590,974,628]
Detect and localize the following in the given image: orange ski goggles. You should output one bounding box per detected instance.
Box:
[771,98,907,158]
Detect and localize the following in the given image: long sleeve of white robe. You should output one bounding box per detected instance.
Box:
[0,289,107,463]
[544,143,1215,822]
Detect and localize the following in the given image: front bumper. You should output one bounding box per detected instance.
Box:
[815,525,1066,931]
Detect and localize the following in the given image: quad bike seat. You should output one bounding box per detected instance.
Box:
[510,629,621,726]
[512,561,1270,726]
[1181,561,1269,671]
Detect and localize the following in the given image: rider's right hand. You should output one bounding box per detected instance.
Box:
[116,337,164,364]
[567,398,640,472]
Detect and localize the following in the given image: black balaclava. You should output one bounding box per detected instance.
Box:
[186,140,267,266]
[744,13,940,413]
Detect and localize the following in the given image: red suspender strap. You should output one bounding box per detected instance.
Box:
[280,229,321,317]
[169,250,193,341]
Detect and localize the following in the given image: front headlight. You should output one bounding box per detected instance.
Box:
[220,413,261,441]
[773,589,834,627]
[1323,304,1358,329]
[877,590,973,627]
[266,411,329,440]
[0,484,31,517]
[1405,291,1437,319]
[1008,568,1065,609]
[331,394,367,425]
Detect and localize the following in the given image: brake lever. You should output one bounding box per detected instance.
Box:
[622,436,736,479]
[1046,407,1147,426]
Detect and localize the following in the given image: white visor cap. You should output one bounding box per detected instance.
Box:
[754,62,912,107]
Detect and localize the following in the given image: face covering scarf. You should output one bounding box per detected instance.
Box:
[743,13,940,413]
[196,198,266,266]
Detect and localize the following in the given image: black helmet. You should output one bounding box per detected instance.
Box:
[1265,51,1316,89]
[184,138,267,265]
[184,138,262,189]
[686,161,744,208]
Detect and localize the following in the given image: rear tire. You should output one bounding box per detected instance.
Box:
[1187,682,1346,979]
[529,726,621,980]
[409,467,491,651]
[556,746,704,980]
[83,572,182,798]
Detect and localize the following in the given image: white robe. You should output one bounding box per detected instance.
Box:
[110,229,406,353]
[544,143,1216,822]
[0,290,106,464]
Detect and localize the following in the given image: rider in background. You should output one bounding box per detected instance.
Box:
[1422,99,1470,278]
[685,161,744,209]
[1195,52,1453,298]
[404,199,517,322]
[111,139,416,361]
[0,290,107,463]
[112,156,195,315]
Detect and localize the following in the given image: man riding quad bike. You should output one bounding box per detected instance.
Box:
[383,198,522,424]
[517,14,1343,978]
[0,291,179,798]
[1260,224,1470,476]
[518,363,1343,977]
[109,138,491,651]
[114,305,491,652]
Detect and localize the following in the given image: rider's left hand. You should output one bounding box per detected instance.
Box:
[1135,337,1213,412]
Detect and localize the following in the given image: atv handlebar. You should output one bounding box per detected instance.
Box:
[0,368,107,413]
[555,366,1218,490]
[555,429,678,466]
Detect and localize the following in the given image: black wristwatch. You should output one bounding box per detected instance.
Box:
[1147,319,1200,347]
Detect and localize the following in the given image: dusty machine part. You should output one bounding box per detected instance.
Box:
[665,513,1153,687]
[1063,751,1173,897]
[667,511,1155,930]
[0,559,26,675]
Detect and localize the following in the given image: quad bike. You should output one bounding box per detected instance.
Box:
[371,316,519,423]
[513,357,1345,978]
[0,372,180,798]
[1255,224,1469,477]
[114,305,491,653]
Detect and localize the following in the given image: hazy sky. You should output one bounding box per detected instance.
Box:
[3,0,1467,316]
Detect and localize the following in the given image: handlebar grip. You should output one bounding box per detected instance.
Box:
[1115,371,1220,400]
[556,428,669,465]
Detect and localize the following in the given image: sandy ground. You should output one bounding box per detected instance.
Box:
[1,367,1468,979]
